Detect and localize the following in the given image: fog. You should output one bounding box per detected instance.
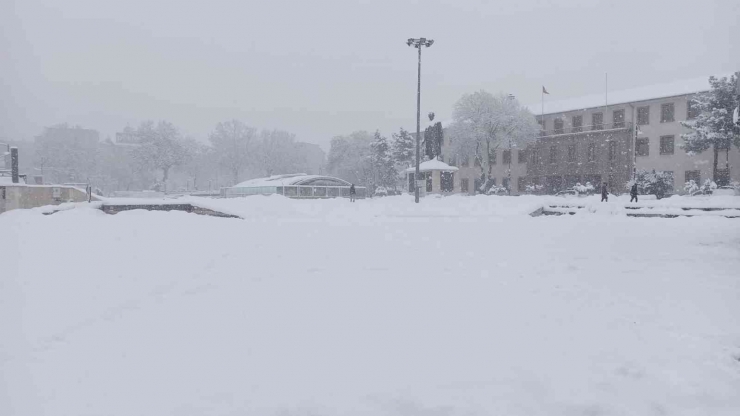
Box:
[1,0,738,148]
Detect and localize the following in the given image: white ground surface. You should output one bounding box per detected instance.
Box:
[2,195,740,416]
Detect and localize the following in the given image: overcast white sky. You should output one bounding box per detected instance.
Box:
[1,0,738,149]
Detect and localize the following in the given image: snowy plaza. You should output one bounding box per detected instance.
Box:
[2,195,740,415]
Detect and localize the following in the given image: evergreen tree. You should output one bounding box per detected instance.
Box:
[370,130,397,190]
[681,74,739,185]
[391,127,414,168]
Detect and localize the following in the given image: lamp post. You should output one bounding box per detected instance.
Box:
[407,37,434,203]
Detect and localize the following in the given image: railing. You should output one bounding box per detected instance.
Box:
[222,185,367,199]
[539,122,631,137]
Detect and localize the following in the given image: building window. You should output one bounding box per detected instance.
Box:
[608,141,617,161]
[661,103,675,123]
[518,150,527,164]
[587,143,596,162]
[637,106,650,125]
[572,115,583,132]
[687,99,700,120]
[660,135,675,155]
[565,175,581,188]
[461,178,469,192]
[461,154,470,167]
[613,109,625,128]
[426,172,433,192]
[503,150,511,164]
[530,149,539,165]
[685,170,700,185]
[549,145,557,164]
[592,113,603,130]
[567,144,576,162]
[636,138,649,156]
[554,118,564,134]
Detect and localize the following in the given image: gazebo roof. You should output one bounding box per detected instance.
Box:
[405,159,459,173]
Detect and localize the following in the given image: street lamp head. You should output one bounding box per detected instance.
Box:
[425,39,434,47]
[406,38,414,46]
[428,112,435,121]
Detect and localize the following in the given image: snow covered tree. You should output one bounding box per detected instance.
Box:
[447,91,539,193]
[209,120,257,185]
[178,138,211,190]
[392,127,415,168]
[370,130,397,190]
[130,121,190,187]
[681,74,740,185]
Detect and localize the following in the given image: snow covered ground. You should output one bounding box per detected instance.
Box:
[2,195,740,415]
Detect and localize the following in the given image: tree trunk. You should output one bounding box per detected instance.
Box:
[162,166,169,183]
[232,167,239,185]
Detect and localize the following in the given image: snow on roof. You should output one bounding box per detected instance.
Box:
[405,159,459,173]
[0,175,26,185]
[527,76,713,116]
[233,174,351,188]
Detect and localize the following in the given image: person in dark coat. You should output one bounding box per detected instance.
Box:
[601,182,608,202]
[630,182,638,203]
[349,184,356,202]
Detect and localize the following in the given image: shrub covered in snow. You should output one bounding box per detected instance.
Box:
[524,184,544,194]
[487,185,508,195]
[630,169,674,199]
[684,180,699,194]
[573,182,595,194]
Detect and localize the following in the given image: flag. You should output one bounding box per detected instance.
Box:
[542,86,550,95]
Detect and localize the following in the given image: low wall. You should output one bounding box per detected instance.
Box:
[0,185,99,214]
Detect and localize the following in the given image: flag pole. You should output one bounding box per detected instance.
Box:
[605,73,608,117]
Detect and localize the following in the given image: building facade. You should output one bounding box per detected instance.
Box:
[441,77,740,195]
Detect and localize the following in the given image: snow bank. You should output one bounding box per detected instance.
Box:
[2,197,740,415]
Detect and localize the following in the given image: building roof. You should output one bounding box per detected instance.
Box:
[233,174,352,188]
[405,159,459,173]
[527,76,713,116]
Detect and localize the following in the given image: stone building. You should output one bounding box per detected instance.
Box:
[441,76,740,195]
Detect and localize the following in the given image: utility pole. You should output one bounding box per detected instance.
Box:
[407,37,434,203]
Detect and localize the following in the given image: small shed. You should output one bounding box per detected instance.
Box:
[405,160,459,194]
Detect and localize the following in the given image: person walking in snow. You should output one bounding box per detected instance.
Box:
[630,182,638,203]
[601,182,609,202]
[349,184,356,202]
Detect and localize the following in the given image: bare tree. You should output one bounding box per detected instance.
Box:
[131,121,190,186]
[209,120,256,185]
[255,129,304,176]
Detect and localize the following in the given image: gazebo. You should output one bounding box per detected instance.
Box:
[405,159,459,195]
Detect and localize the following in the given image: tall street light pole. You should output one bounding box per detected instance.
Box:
[407,37,434,203]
